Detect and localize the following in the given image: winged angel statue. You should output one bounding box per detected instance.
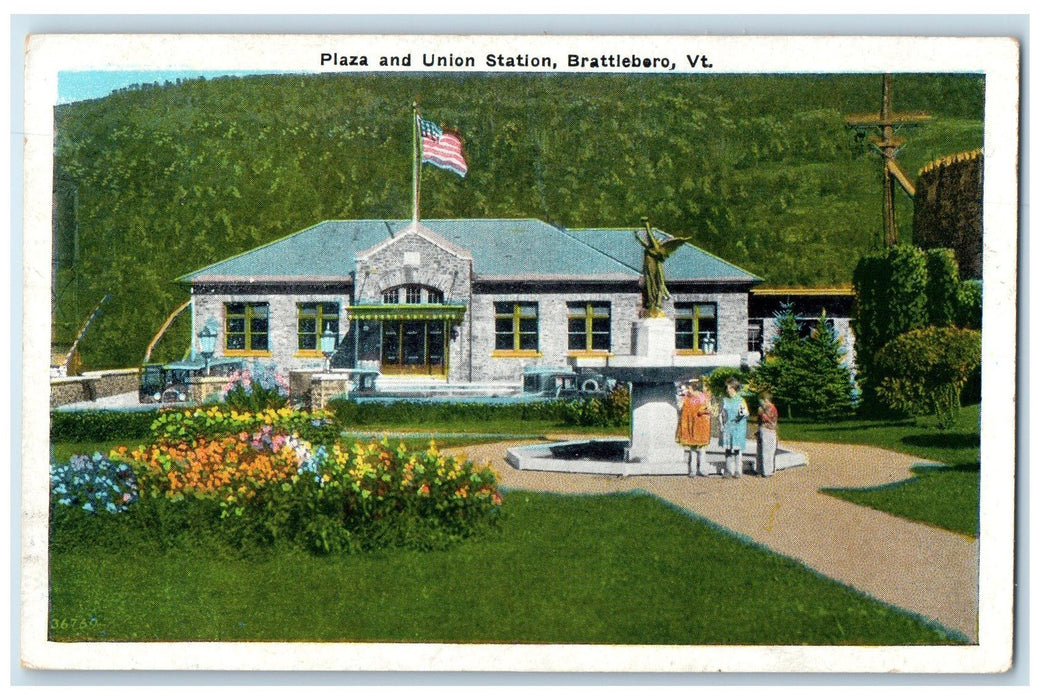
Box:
[633,217,685,317]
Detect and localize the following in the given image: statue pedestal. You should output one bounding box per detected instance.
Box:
[632,317,676,362]
[627,378,688,464]
[609,317,691,465]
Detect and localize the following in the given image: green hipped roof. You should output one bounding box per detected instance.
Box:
[561,228,761,282]
[179,219,759,284]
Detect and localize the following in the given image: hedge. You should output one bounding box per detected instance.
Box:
[50,410,156,443]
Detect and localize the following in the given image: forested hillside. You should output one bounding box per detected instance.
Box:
[52,72,984,369]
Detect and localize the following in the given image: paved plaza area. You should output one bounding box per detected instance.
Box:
[451,438,980,643]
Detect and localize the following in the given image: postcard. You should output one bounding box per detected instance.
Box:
[20,33,1019,674]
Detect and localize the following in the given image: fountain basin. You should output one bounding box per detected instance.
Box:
[505,437,807,477]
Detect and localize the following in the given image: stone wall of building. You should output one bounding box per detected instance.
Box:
[193,289,347,376]
[187,376,227,405]
[310,375,352,410]
[354,229,473,304]
[469,290,645,383]
[664,289,749,359]
[354,228,474,382]
[50,369,139,407]
[289,370,315,406]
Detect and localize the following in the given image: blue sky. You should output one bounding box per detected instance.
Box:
[57,70,299,104]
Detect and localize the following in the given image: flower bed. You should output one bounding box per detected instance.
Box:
[221,364,291,412]
[51,408,501,555]
[150,405,338,445]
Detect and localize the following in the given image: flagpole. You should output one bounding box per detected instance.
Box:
[412,101,420,225]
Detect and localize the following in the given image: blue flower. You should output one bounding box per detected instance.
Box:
[51,453,139,515]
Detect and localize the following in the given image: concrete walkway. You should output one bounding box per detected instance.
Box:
[449,438,980,643]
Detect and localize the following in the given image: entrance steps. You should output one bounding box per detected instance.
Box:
[373,375,524,399]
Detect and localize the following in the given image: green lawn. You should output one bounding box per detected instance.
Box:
[821,463,980,536]
[781,404,980,466]
[50,440,126,464]
[48,491,963,645]
[783,404,981,536]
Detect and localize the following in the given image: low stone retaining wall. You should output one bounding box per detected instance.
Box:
[289,371,315,407]
[311,374,352,411]
[50,369,139,408]
[291,371,379,410]
[188,376,227,405]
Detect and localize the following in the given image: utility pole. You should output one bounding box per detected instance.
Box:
[846,74,931,247]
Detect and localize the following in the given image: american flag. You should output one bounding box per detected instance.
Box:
[418,116,468,177]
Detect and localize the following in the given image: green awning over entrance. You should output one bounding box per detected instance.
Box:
[348,304,467,322]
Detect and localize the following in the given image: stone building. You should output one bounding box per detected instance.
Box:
[180,218,764,384]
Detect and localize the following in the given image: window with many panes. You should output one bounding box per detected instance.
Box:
[405,285,423,304]
[297,302,340,351]
[747,319,764,353]
[567,302,611,352]
[494,302,539,351]
[225,302,269,352]
[675,303,718,353]
[381,285,445,305]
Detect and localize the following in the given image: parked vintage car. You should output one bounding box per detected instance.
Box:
[522,366,615,400]
[139,357,243,404]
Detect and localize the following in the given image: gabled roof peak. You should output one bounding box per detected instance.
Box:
[355,220,474,261]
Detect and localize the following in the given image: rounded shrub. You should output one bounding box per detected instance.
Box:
[874,326,982,429]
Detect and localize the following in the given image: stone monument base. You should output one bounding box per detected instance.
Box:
[632,316,677,361]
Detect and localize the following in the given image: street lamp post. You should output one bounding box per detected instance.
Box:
[198,325,217,376]
[320,327,337,372]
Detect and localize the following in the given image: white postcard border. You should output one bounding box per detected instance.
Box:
[19,33,1021,674]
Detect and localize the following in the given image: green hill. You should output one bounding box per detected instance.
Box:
[52,72,984,369]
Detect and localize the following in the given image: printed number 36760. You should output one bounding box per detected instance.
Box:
[50,617,97,630]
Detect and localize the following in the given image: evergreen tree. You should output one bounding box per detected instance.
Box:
[954,279,983,330]
[852,245,928,411]
[751,303,804,418]
[852,244,973,413]
[797,310,857,419]
[874,326,982,428]
[751,305,854,419]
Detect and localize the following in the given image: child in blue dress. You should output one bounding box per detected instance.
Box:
[719,377,749,478]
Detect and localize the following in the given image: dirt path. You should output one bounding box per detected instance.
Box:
[448,439,980,643]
